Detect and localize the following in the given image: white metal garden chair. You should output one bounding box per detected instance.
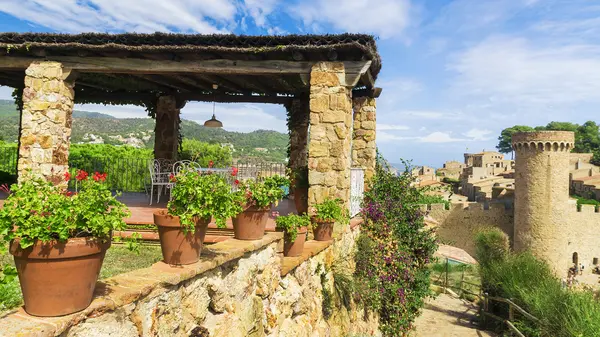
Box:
[148,159,173,205]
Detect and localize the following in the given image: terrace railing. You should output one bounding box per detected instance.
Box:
[0,146,17,175]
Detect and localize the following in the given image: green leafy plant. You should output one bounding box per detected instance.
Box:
[354,158,438,336]
[236,176,290,210]
[168,169,242,231]
[289,166,308,189]
[313,198,347,223]
[0,171,134,250]
[275,214,310,241]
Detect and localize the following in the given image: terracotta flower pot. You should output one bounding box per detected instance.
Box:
[293,187,308,215]
[312,219,334,241]
[10,237,110,317]
[232,206,270,240]
[283,226,307,257]
[154,210,209,265]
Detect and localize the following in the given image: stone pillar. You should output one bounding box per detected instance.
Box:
[287,99,310,169]
[351,97,377,188]
[18,61,75,186]
[308,62,353,210]
[154,95,180,160]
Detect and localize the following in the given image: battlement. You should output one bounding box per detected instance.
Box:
[512,131,575,152]
[567,203,600,214]
[418,202,513,213]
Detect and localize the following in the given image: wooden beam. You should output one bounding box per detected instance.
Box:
[345,61,372,87]
[130,74,189,92]
[74,90,293,105]
[360,68,375,89]
[179,93,293,104]
[353,87,382,98]
[0,56,371,78]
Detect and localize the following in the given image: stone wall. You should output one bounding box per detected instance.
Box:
[18,61,75,186]
[351,97,376,187]
[154,95,180,161]
[424,203,514,257]
[559,204,600,277]
[1,227,379,337]
[308,62,353,210]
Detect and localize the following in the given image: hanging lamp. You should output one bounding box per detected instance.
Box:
[204,84,223,128]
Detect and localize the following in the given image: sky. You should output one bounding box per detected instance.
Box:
[1,0,600,167]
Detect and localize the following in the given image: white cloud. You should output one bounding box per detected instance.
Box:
[0,86,14,100]
[182,102,287,133]
[378,123,409,131]
[448,36,600,107]
[418,132,466,143]
[463,128,493,141]
[290,0,412,39]
[0,0,237,33]
[243,0,279,28]
[400,110,464,120]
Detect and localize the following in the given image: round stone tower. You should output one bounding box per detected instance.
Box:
[512,131,575,274]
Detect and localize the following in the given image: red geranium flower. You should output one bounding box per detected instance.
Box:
[231,167,238,177]
[64,171,71,181]
[75,170,89,181]
[234,179,240,185]
[92,172,107,182]
[169,173,176,182]
[66,191,74,197]
[208,160,214,168]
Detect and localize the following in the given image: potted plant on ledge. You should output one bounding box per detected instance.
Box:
[233,176,290,240]
[0,171,132,317]
[290,166,309,215]
[311,198,347,241]
[154,169,240,265]
[275,214,310,257]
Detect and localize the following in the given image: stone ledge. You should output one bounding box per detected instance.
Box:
[0,232,283,337]
[281,217,363,276]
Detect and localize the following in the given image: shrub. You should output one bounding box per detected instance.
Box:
[474,227,510,270]
[236,176,289,210]
[0,172,132,250]
[275,214,310,241]
[312,198,347,223]
[475,232,600,337]
[168,169,242,230]
[354,158,438,336]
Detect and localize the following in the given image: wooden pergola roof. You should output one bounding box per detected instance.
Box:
[0,33,381,106]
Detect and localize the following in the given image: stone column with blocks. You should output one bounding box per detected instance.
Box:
[352,97,377,188]
[154,95,181,161]
[18,61,75,186]
[308,62,353,211]
[287,99,310,170]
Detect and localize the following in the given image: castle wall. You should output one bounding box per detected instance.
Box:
[559,204,600,275]
[423,203,514,258]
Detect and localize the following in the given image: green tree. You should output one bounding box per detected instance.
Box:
[179,139,232,168]
[496,125,535,153]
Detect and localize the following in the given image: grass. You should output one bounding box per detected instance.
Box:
[0,243,164,314]
[99,244,163,279]
[476,228,600,337]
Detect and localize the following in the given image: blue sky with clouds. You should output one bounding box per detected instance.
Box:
[1,0,600,167]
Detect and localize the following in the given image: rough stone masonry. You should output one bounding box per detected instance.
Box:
[18,61,75,186]
[308,62,353,210]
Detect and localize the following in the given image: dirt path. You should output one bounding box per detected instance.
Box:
[411,293,495,337]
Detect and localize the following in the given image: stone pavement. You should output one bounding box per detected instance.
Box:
[411,293,495,337]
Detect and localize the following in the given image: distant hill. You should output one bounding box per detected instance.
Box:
[0,100,288,162]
